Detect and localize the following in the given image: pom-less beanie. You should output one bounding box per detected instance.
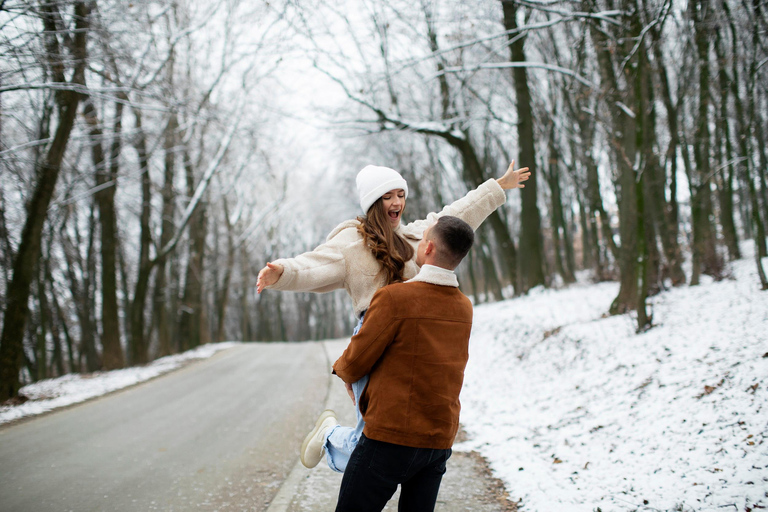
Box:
[356,165,409,214]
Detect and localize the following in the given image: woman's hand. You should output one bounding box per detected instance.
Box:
[496,160,531,190]
[257,262,284,293]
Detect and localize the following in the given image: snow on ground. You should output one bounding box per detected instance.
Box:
[458,246,768,512]
[0,342,238,425]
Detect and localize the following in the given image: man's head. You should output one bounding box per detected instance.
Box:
[415,216,474,270]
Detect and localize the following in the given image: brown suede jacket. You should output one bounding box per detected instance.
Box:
[332,267,473,450]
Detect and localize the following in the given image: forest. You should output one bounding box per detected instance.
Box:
[0,0,766,401]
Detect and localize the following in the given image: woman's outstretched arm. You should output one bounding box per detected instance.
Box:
[401,160,530,237]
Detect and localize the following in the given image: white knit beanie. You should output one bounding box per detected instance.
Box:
[356,165,409,214]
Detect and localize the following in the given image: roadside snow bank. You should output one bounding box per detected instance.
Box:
[458,251,767,512]
[0,342,238,425]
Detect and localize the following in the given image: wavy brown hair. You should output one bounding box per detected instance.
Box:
[357,198,415,285]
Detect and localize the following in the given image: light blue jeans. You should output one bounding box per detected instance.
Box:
[324,312,368,473]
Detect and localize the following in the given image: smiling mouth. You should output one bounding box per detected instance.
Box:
[388,210,400,221]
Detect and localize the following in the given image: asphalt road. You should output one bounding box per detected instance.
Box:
[0,341,515,512]
[0,343,329,512]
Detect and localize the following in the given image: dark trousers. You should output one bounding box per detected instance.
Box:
[335,433,452,512]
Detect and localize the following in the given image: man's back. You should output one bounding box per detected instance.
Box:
[334,279,473,450]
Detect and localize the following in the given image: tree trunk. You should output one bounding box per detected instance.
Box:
[749,0,768,231]
[47,257,74,374]
[82,99,124,370]
[241,245,253,341]
[545,124,576,284]
[62,206,100,372]
[216,201,236,343]
[636,31,664,297]
[577,194,592,271]
[447,132,518,291]
[129,108,154,365]
[0,190,13,287]
[722,0,767,263]
[635,24,655,330]
[502,0,545,292]
[0,2,90,400]
[152,107,178,360]
[712,25,740,261]
[574,101,615,280]
[690,0,724,285]
[586,0,639,314]
[35,265,48,381]
[178,152,207,350]
[41,246,65,377]
[646,4,687,286]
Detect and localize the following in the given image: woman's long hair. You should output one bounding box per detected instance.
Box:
[357,198,415,285]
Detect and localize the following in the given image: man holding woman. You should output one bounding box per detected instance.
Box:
[257,162,530,474]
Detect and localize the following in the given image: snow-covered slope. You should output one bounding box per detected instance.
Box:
[458,247,768,511]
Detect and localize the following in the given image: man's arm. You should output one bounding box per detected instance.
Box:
[333,287,399,384]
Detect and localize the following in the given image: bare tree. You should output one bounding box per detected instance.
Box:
[0,1,91,400]
[501,0,545,292]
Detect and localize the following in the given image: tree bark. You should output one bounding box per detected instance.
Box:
[35,265,48,381]
[690,0,723,285]
[502,0,545,292]
[178,151,207,351]
[585,0,639,314]
[45,256,71,375]
[545,124,575,284]
[567,89,616,280]
[61,206,100,372]
[152,109,177,360]
[646,3,686,286]
[635,20,655,330]
[240,245,253,341]
[216,200,235,343]
[722,0,767,266]
[129,108,154,365]
[82,99,124,370]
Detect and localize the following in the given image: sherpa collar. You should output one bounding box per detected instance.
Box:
[407,264,458,287]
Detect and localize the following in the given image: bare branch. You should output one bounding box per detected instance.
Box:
[155,97,245,261]
[432,62,596,88]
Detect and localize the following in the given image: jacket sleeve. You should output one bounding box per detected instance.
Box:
[266,236,348,294]
[333,288,399,383]
[401,178,506,237]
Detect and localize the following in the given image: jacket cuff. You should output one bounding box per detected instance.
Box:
[482,178,507,209]
[265,258,295,290]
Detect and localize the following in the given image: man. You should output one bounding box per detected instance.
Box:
[312,215,475,512]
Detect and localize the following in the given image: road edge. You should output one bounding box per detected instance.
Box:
[265,339,337,512]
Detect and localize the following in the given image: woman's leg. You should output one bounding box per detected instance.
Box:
[323,311,368,473]
[323,374,368,472]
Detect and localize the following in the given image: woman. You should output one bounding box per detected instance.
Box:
[257,161,530,472]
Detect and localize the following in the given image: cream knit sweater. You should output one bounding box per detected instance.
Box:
[266,178,506,315]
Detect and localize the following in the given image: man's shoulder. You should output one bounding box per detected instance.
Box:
[381,281,472,305]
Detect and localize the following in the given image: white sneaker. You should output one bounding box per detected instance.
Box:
[300,409,338,468]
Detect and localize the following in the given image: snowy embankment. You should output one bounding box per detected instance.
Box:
[0,342,238,425]
[458,247,767,512]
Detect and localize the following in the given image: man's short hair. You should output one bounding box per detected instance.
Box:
[431,216,474,268]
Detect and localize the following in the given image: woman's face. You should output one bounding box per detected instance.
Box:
[380,188,406,228]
